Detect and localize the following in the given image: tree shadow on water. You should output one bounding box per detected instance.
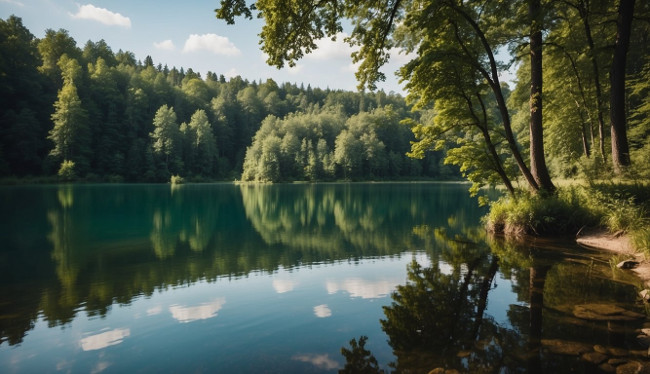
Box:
[340,231,650,373]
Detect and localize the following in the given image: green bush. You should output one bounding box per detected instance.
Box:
[170,175,184,184]
[484,187,597,236]
[57,160,76,181]
[485,183,650,254]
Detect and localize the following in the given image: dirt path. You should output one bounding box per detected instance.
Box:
[577,228,650,286]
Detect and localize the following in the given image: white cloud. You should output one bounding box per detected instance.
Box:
[307,32,358,61]
[146,305,163,316]
[313,304,331,318]
[224,68,239,78]
[183,34,241,56]
[153,40,175,51]
[292,354,339,370]
[169,298,226,323]
[70,4,131,28]
[80,328,130,351]
[262,53,303,75]
[1,0,24,6]
[287,64,304,75]
[273,279,297,293]
[326,278,396,299]
[90,361,111,374]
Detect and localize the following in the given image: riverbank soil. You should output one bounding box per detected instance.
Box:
[577,228,650,286]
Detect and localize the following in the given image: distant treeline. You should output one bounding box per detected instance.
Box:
[0,15,457,182]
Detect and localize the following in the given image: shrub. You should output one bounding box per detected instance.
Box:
[484,187,597,236]
[57,160,76,181]
[170,175,184,184]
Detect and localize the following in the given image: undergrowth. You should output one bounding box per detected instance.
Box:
[485,182,650,254]
[484,187,598,236]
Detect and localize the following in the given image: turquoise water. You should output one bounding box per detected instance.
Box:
[0,183,646,372]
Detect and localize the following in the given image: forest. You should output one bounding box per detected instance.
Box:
[1,0,650,190]
[0,15,456,183]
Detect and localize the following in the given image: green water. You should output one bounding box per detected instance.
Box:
[0,183,647,373]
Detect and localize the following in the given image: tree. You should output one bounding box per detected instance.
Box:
[528,0,554,192]
[334,130,363,179]
[37,29,81,84]
[187,109,218,176]
[48,56,90,175]
[150,105,182,177]
[609,0,635,172]
[0,16,46,176]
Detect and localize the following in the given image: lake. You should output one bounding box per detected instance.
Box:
[1,182,648,373]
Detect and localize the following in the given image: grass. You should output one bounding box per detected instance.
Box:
[485,181,650,254]
[484,186,598,236]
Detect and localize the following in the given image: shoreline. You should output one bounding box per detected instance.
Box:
[577,228,650,286]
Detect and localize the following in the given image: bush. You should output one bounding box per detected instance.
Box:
[170,175,184,184]
[57,160,76,181]
[484,187,598,236]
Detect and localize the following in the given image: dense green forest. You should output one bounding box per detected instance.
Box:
[0,15,453,182]
[2,0,650,188]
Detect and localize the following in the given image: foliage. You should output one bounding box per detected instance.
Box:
[485,182,650,255]
[170,175,184,185]
[484,187,598,236]
[339,336,384,374]
[57,159,75,181]
[240,106,446,182]
[584,182,650,248]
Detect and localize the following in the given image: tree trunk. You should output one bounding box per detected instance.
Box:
[452,7,540,192]
[578,1,607,161]
[529,0,555,193]
[528,265,549,374]
[472,92,516,196]
[581,122,591,158]
[610,0,635,173]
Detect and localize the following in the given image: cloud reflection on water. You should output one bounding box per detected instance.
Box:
[313,304,332,318]
[292,353,340,370]
[326,278,397,299]
[272,279,297,293]
[169,298,226,323]
[80,328,130,351]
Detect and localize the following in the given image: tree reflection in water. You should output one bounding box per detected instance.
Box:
[342,231,650,373]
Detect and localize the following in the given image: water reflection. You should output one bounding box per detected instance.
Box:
[314,304,332,318]
[326,278,397,299]
[272,279,298,293]
[291,353,340,370]
[169,298,226,323]
[341,232,648,372]
[80,328,131,351]
[1,183,479,347]
[1,183,646,373]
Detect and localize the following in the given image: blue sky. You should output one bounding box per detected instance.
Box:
[0,0,411,93]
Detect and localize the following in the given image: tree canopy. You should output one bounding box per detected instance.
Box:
[216,0,650,192]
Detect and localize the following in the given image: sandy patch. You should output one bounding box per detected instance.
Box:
[577,228,650,286]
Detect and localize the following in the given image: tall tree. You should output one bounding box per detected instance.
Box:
[0,16,47,175]
[150,105,182,177]
[187,109,218,176]
[37,29,81,84]
[528,0,554,192]
[48,56,90,175]
[610,0,635,172]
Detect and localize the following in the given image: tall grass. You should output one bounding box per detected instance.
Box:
[485,182,649,254]
[484,187,598,236]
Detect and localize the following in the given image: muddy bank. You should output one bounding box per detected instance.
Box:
[577,228,650,286]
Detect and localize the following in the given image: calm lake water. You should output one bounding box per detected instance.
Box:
[1,183,648,373]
